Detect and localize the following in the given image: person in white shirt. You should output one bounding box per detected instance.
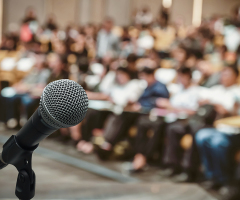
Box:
[195,65,240,190]
[156,66,204,181]
[199,65,240,116]
[96,18,120,61]
[157,66,201,114]
[75,67,144,154]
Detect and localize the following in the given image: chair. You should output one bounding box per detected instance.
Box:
[7,51,19,58]
[0,50,8,61]
[0,57,17,85]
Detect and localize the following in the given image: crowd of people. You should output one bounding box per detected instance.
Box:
[1,5,240,200]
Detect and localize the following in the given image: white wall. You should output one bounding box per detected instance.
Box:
[132,0,163,18]
[171,0,194,25]
[3,0,45,33]
[45,0,79,29]
[106,0,132,26]
[202,0,239,18]
[2,0,240,33]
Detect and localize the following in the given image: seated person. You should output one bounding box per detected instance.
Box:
[47,53,69,83]
[157,66,203,181]
[1,53,50,128]
[123,67,170,171]
[199,64,240,117]
[195,66,240,191]
[95,67,169,162]
[46,53,71,138]
[75,67,143,154]
[197,60,220,88]
[196,123,240,192]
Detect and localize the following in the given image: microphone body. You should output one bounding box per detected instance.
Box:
[0,79,88,168]
[16,108,57,149]
[0,79,88,199]
[0,108,57,169]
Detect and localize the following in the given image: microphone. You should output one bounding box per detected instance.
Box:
[0,79,88,169]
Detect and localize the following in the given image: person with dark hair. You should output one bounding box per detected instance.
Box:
[20,7,39,43]
[159,8,169,29]
[195,65,240,190]
[1,54,50,128]
[171,45,190,68]
[53,41,68,56]
[198,64,240,114]
[94,66,169,162]
[76,66,144,154]
[47,54,69,83]
[44,14,58,31]
[156,66,204,181]
[197,60,220,88]
[120,28,145,58]
[126,54,138,79]
[96,17,120,62]
[137,67,169,109]
[120,67,170,171]
[159,65,240,182]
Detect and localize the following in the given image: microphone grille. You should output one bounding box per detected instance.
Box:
[39,79,88,129]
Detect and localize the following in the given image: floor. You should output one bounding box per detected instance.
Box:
[0,130,216,200]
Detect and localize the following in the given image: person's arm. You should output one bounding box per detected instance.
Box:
[139,83,170,109]
[86,91,110,101]
[154,84,170,99]
[173,107,196,115]
[156,98,196,115]
[213,104,232,116]
[29,84,46,98]
[13,81,30,93]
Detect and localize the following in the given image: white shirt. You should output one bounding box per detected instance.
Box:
[99,71,145,107]
[200,84,240,112]
[170,85,201,111]
[97,29,120,58]
[110,79,145,107]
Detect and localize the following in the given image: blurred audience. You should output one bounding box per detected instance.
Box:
[1,53,50,128]
[0,4,240,200]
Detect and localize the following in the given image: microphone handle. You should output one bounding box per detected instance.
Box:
[16,108,57,149]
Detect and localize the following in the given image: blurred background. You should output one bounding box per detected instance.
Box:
[0,0,240,199]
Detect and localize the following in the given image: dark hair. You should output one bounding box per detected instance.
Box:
[127,53,138,63]
[178,44,191,60]
[198,27,214,41]
[177,66,192,78]
[58,54,68,65]
[190,48,203,60]
[117,66,131,75]
[140,67,155,75]
[78,56,89,73]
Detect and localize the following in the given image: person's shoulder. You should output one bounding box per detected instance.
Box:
[155,81,167,88]
[42,68,51,74]
[228,84,240,92]
[97,29,105,35]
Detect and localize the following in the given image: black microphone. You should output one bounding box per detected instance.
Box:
[0,79,88,169]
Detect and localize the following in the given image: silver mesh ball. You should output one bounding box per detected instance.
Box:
[39,79,88,129]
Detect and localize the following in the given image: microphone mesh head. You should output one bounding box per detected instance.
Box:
[39,79,88,129]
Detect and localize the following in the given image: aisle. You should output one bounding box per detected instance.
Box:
[0,130,215,200]
[0,154,214,199]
